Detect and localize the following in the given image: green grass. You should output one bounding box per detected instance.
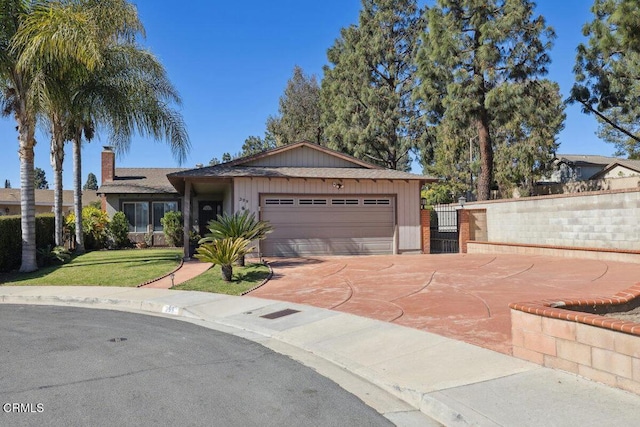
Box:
[174,263,270,295]
[0,248,183,287]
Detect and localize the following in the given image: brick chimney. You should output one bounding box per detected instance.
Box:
[101,146,115,184]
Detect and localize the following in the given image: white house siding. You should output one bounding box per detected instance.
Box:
[244,145,361,168]
[233,177,421,252]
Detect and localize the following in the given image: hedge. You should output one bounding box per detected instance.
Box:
[0,214,56,273]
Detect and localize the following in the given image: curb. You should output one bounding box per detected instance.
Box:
[241,261,273,296]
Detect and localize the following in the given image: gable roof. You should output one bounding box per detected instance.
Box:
[223,141,382,169]
[555,154,619,167]
[98,167,187,194]
[167,141,435,193]
[590,159,640,179]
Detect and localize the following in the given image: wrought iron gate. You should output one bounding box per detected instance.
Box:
[430,204,459,254]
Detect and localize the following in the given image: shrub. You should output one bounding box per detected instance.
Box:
[160,210,183,247]
[108,211,131,249]
[200,210,273,265]
[66,207,110,250]
[194,237,253,281]
[0,216,22,272]
[0,214,56,272]
[37,245,71,267]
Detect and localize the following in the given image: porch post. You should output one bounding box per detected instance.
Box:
[183,179,192,259]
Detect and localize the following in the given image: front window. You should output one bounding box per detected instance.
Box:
[153,201,178,231]
[123,202,149,233]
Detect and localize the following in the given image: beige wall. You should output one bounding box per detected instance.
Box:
[468,189,640,251]
[245,145,358,168]
[233,177,421,252]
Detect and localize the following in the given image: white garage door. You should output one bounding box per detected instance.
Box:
[260,195,394,256]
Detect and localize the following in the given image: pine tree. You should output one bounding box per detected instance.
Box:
[83,172,98,190]
[570,0,640,158]
[34,167,48,190]
[320,0,426,170]
[4,179,10,189]
[417,0,563,200]
[268,66,322,145]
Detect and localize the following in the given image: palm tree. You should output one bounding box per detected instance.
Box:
[200,211,273,266]
[195,237,253,282]
[0,0,118,270]
[14,0,189,255]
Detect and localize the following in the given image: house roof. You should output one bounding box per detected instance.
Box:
[222,141,383,169]
[167,141,436,193]
[98,168,187,194]
[590,159,640,179]
[555,154,620,167]
[0,188,100,207]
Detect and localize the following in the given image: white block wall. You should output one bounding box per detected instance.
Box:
[469,190,640,251]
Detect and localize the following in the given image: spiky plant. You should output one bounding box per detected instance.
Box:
[194,237,253,282]
[200,210,273,265]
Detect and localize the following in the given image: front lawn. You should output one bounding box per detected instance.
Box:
[0,249,183,287]
[174,262,270,295]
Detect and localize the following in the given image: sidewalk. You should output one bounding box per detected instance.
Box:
[1,285,639,426]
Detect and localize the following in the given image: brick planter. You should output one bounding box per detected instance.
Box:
[510,284,640,395]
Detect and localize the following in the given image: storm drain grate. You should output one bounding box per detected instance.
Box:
[108,337,128,342]
[260,309,300,319]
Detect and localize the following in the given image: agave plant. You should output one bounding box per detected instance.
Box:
[200,210,273,265]
[194,237,253,281]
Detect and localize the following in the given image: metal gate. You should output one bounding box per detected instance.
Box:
[430,204,459,254]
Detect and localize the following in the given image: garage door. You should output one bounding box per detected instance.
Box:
[260,195,394,256]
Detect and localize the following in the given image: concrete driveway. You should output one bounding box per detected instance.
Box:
[251,254,640,354]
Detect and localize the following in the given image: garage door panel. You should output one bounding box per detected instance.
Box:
[262,238,394,257]
[260,195,394,256]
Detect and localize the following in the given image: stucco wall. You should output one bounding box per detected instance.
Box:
[468,189,640,251]
[233,177,421,252]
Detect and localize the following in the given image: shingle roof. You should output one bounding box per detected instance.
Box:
[98,168,186,194]
[555,154,620,166]
[167,165,429,181]
[0,188,100,206]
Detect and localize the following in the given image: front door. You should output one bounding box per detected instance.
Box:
[198,201,222,236]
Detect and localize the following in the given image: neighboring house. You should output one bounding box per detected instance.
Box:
[0,188,99,216]
[589,159,640,180]
[548,154,619,183]
[167,141,436,258]
[97,146,187,245]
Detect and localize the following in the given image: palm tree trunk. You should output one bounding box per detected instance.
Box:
[73,135,85,253]
[50,120,65,246]
[221,264,233,282]
[18,112,38,272]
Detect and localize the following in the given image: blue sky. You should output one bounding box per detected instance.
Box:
[0,0,613,189]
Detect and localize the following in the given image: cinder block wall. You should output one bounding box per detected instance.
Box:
[468,189,640,251]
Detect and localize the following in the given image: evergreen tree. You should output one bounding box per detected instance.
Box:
[221,152,232,162]
[34,167,48,189]
[570,0,640,158]
[4,179,10,188]
[417,0,563,200]
[320,0,426,170]
[83,172,98,190]
[239,135,276,157]
[268,66,322,145]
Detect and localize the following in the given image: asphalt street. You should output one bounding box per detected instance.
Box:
[0,305,392,427]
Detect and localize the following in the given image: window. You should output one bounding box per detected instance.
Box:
[264,198,294,205]
[153,201,178,231]
[363,199,390,205]
[298,199,327,205]
[123,202,149,233]
[331,199,359,205]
